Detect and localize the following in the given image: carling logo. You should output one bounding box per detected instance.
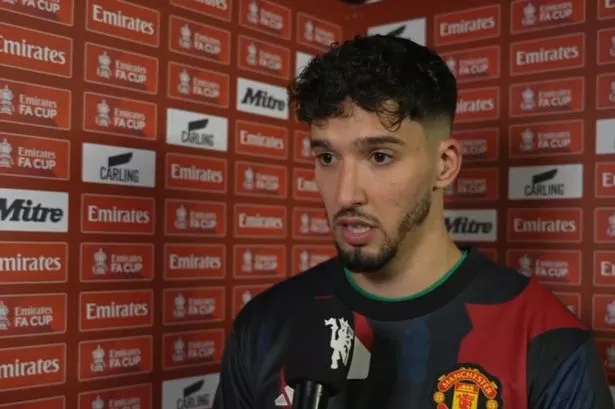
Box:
[0,78,71,130]
[0,22,72,78]
[596,118,615,155]
[597,28,615,66]
[0,188,68,232]
[508,119,584,158]
[163,287,226,325]
[171,0,232,21]
[296,12,343,52]
[165,199,226,237]
[234,161,288,198]
[597,73,615,110]
[0,241,68,285]
[434,4,500,47]
[168,61,230,108]
[80,243,154,282]
[455,87,499,122]
[0,293,66,339]
[164,243,225,281]
[78,335,152,381]
[0,343,66,392]
[453,128,499,162]
[506,249,582,286]
[508,164,583,200]
[367,17,426,45]
[232,244,286,279]
[0,0,74,26]
[510,0,586,34]
[510,77,585,117]
[295,51,315,79]
[78,383,151,409]
[235,120,288,160]
[444,209,497,242]
[0,132,70,181]
[84,42,159,95]
[510,33,585,76]
[168,15,231,65]
[507,207,582,242]
[234,203,286,238]
[161,373,220,409]
[166,107,228,152]
[86,0,160,47]
[440,45,500,83]
[83,92,157,140]
[236,77,288,120]
[165,153,227,193]
[292,207,330,240]
[162,328,224,370]
[238,0,292,40]
[79,290,153,331]
[82,143,156,188]
[238,35,291,80]
[81,193,155,235]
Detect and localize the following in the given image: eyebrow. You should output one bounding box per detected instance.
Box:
[310,135,406,150]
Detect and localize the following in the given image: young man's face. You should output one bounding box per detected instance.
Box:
[310,103,442,273]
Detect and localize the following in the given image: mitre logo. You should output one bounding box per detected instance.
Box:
[444,209,497,242]
[236,77,288,120]
[0,188,68,232]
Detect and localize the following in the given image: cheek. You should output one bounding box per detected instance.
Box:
[314,173,335,203]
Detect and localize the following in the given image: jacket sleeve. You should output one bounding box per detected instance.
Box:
[212,318,254,408]
[528,328,614,409]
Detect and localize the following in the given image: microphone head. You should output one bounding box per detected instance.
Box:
[284,296,355,394]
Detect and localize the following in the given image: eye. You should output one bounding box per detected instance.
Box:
[371,152,392,164]
[316,153,336,166]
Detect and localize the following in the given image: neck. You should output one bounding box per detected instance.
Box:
[348,215,462,299]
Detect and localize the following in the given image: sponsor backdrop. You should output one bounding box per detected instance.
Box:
[0,0,349,407]
[354,0,615,387]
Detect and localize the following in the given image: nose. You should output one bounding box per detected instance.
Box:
[336,160,366,208]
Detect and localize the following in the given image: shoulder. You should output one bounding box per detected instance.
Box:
[464,252,586,335]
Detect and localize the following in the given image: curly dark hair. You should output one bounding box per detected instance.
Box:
[288,34,457,132]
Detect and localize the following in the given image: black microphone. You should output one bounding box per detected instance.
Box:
[284,296,355,409]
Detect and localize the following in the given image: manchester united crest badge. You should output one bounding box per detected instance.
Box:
[433,364,503,409]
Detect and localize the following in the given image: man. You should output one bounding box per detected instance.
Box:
[213,34,614,408]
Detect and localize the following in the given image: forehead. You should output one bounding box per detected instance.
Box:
[310,105,425,148]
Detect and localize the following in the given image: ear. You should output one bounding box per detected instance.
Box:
[433,138,462,190]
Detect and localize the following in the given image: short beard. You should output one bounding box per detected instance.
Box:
[336,191,431,273]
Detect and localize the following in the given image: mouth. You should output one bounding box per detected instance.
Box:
[336,217,377,246]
